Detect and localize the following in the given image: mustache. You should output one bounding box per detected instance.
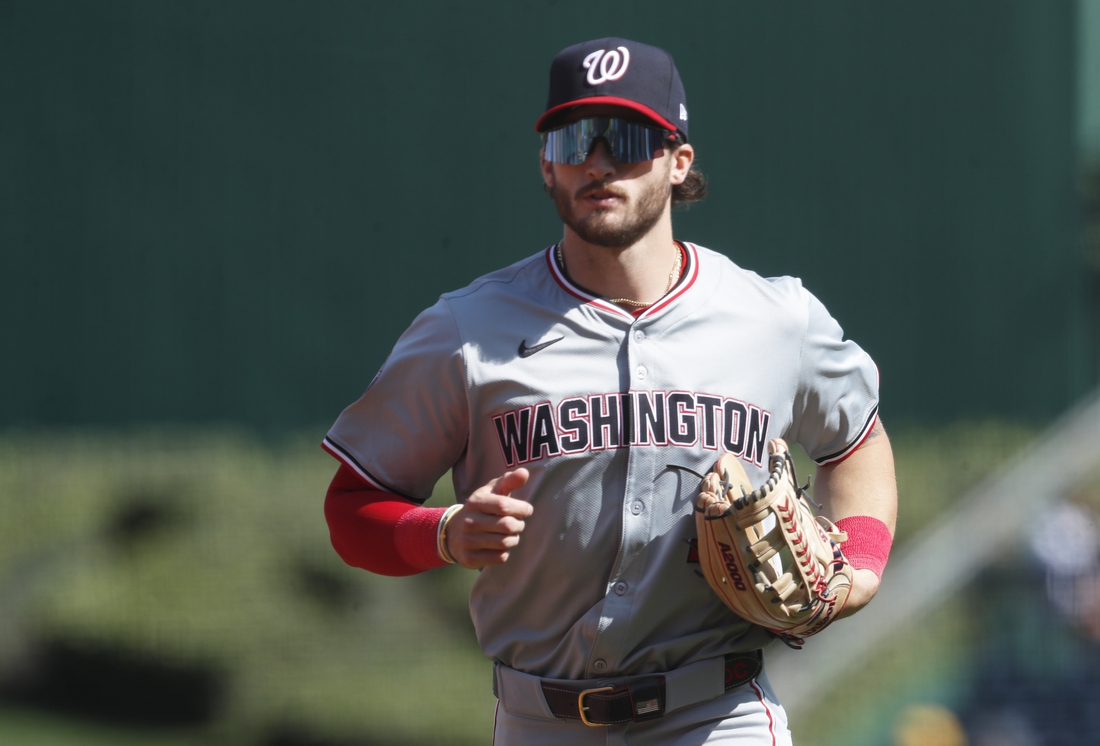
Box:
[575,181,627,201]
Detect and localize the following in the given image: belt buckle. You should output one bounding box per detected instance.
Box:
[577,686,614,727]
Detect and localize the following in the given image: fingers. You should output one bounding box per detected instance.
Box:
[448,468,533,569]
[461,548,519,566]
[458,524,523,551]
[467,469,534,518]
[449,525,522,568]
[456,510,528,539]
[486,468,531,502]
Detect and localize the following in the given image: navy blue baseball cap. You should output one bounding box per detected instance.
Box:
[536,38,689,141]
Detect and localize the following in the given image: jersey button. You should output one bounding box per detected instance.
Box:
[635,365,647,380]
[630,501,644,515]
[633,330,645,342]
[593,659,608,672]
[614,581,629,595]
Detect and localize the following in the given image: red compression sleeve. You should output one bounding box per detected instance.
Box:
[835,515,893,580]
[324,464,449,576]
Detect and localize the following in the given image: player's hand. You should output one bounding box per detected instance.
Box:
[446,469,533,569]
[836,568,881,619]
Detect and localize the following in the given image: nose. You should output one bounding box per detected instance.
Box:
[584,139,617,180]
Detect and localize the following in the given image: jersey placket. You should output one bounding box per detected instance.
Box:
[585,317,660,677]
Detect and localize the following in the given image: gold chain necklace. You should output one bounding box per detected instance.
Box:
[556,244,682,309]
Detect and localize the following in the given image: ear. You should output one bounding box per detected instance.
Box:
[540,151,555,189]
[668,143,694,185]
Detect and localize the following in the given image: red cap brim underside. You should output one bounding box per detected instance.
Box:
[535,96,680,134]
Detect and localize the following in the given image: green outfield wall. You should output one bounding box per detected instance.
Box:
[0,0,1091,429]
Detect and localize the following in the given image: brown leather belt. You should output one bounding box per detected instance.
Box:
[538,651,762,727]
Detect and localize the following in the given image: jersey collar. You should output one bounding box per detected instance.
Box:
[545,242,700,322]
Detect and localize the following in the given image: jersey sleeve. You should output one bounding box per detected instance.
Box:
[323,298,468,502]
[788,288,879,465]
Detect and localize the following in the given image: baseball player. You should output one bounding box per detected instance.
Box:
[323,38,898,745]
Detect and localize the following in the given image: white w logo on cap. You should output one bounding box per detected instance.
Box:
[582,47,631,86]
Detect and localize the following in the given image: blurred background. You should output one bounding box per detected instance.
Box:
[1,1,1099,744]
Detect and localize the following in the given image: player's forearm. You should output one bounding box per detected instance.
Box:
[324,465,449,576]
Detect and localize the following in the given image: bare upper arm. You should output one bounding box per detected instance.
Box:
[813,419,898,533]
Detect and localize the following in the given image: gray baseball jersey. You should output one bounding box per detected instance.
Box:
[324,242,878,684]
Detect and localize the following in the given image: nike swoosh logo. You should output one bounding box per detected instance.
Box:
[518,336,564,358]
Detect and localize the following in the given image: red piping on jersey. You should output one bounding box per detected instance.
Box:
[642,242,698,318]
[545,246,634,319]
[545,242,699,320]
[324,463,447,576]
[817,410,878,466]
[749,679,779,746]
[322,438,390,491]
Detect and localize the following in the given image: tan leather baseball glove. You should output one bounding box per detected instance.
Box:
[695,438,853,645]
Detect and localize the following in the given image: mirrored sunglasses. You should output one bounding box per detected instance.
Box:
[543,117,674,165]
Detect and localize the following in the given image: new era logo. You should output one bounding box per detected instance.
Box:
[680,103,688,121]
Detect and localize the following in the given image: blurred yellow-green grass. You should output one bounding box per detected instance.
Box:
[0,423,1043,744]
[0,430,487,745]
[0,707,200,746]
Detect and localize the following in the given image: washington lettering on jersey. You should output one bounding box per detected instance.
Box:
[492,390,772,468]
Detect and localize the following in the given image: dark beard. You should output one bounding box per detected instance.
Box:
[551,174,671,248]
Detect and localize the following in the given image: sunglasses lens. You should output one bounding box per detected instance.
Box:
[544,118,667,164]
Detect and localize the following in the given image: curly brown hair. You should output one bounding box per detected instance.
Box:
[671,165,707,208]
